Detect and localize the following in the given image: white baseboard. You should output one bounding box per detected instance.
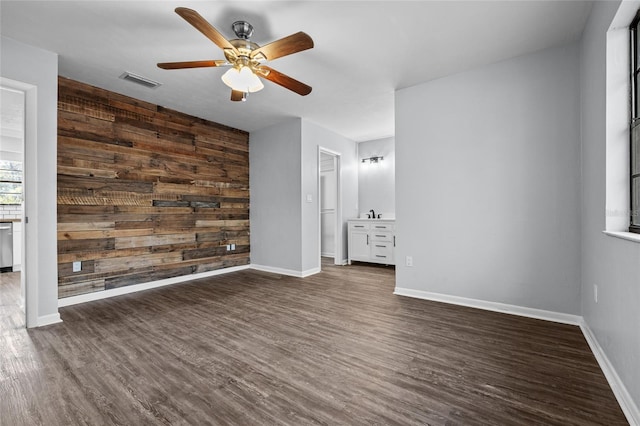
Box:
[37,312,62,327]
[320,257,347,266]
[393,287,581,325]
[580,321,640,426]
[58,265,251,307]
[250,264,321,278]
[302,267,321,277]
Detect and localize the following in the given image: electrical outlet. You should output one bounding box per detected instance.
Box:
[594,284,598,303]
[72,261,82,272]
[405,256,413,267]
[226,244,231,251]
[231,243,236,250]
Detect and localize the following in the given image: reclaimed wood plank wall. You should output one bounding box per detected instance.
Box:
[57,77,250,298]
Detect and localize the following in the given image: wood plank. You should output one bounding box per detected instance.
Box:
[114,206,194,215]
[104,266,196,290]
[57,192,153,207]
[115,233,196,249]
[58,229,153,240]
[149,242,199,254]
[193,256,250,273]
[195,219,249,228]
[58,238,116,254]
[58,205,116,215]
[58,98,116,122]
[57,278,105,298]
[58,174,154,193]
[133,135,196,156]
[94,252,183,274]
[58,247,151,264]
[107,97,157,117]
[58,267,154,286]
[114,217,196,230]
[154,182,220,196]
[57,166,119,179]
[57,222,116,232]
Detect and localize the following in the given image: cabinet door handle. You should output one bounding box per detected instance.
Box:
[375,244,386,248]
[375,226,386,229]
[375,255,386,258]
[393,236,396,247]
[375,234,386,237]
[355,225,364,228]
[366,234,369,245]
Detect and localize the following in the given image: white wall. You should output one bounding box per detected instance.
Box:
[395,42,582,314]
[358,137,395,219]
[302,120,358,269]
[250,118,358,273]
[580,0,640,415]
[1,36,59,326]
[249,118,303,272]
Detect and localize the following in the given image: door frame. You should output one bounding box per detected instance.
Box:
[1,77,37,328]
[317,146,342,267]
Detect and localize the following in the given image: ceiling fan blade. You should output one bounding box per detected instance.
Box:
[157,60,227,70]
[250,32,313,61]
[230,90,245,102]
[175,7,238,53]
[258,66,312,96]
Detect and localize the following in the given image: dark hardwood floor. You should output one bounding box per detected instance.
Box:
[0,262,628,425]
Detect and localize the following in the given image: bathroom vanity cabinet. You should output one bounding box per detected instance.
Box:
[347,219,395,265]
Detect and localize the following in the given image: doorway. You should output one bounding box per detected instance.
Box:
[0,82,28,328]
[318,148,341,268]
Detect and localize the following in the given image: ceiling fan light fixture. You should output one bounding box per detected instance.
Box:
[221,66,264,93]
[158,8,313,100]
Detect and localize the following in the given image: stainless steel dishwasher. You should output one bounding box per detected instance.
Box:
[0,222,13,272]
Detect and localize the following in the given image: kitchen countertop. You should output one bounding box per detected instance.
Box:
[0,219,21,223]
[348,217,395,221]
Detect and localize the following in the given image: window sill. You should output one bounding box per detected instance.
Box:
[602,231,640,243]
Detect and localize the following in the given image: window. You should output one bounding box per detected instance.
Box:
[0,160,23,205]
[630,13,640,233]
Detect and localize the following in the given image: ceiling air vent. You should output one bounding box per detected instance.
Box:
[119,71,161,89]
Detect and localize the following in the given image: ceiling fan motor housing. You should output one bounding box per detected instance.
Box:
[232,21,253,40]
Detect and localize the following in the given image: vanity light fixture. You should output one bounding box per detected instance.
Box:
[361,156,384,164]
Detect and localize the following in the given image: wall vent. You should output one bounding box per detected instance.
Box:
[119,72,161,89]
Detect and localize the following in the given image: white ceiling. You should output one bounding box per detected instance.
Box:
[0,1,592,142]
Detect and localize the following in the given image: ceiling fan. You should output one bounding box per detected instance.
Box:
[158,7,314,102]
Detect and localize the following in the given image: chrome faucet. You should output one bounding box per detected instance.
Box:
[369,209,376,219]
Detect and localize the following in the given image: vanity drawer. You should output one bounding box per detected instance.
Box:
[348,222,370,231]
[370,222,394,232]
[371,243,393,261]
[370,231,393,243]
